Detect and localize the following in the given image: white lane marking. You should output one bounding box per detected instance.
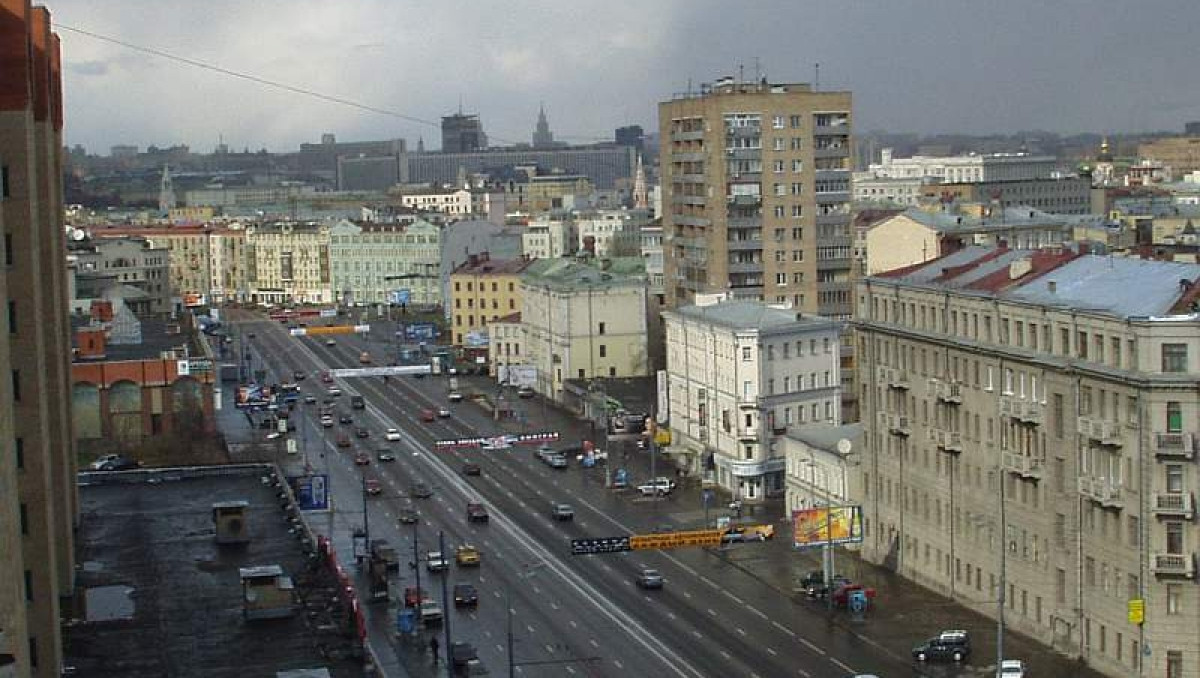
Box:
[545,644,555,653]
[565,668,575,675]
[666,611,676,620]
[706,608,717,617]
[766,647,777,656]
[691,630,702,639]
[799,638,824,655]
[613,660,624,669]
[590,639,600,648]
[747,606,768,620]
[735,627,746,637]
[568,620,577,629]
[771,621,795,637]
[526,624,535,634]
[682,591,692,599]
[721,589,740,602]
[798,670,811,677]
[830,658,855,674]
[719,650,731,660]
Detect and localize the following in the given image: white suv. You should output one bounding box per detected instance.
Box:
[636,477,677,496]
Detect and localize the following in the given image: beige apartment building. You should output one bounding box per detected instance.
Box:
[244,221,332,305]
[520,257,649,401]
[448,253,534,347]
[659,76,853,318]
[1,3,77,675]
[857,244,1200,678]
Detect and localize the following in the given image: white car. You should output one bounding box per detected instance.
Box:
[90,454,121,470]
[426,551,449,572]
[998,659,1026,678]
[325,339,336,346]
[385,428,401,441]
[636,478,676,496]
[327,387,342,396]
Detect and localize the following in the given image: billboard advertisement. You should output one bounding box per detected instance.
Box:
[498,364,537,388]
[403,323,437,342]
[291,474,330,511]
[183,292,207,307]
[792,506,864,548]
[389,289,411,306]
[234,384,274,409]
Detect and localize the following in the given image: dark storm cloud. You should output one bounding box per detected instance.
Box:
[48,0,1200,152]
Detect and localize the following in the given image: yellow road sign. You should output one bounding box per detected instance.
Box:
[630,529,723,551]
[1128,598,1144,625]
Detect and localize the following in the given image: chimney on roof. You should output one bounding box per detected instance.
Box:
[481,251,490,262]
[467,253,479,267]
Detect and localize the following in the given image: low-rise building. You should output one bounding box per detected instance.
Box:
[86,224,248,305]
[574,208,646,257]
[244,221,332,305]
[856,244,1200,678]
[521,257,649,401]
[70,236,172,315]
[663,297,842,500]
[487,312,526,383]
[448,253,535,346]
[329,218,440,307]
[783,422,864,513]
[521,214,577,259]
[852,174,927,206]
[919,176,1092,215]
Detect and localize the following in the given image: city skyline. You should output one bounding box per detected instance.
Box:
[52,0,1200,153]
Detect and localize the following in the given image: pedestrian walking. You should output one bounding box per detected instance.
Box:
[429,636,439,665]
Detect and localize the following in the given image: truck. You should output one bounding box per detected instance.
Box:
[350,394,365,410]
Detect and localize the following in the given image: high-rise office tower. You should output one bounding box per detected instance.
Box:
[659,77,852,316]
[0,2,77,676]
[441,112,487,154]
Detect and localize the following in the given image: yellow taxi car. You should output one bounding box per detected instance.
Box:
[455,544,481,567]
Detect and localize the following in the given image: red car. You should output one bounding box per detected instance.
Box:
[320,371,334,384]
[365,478,382,495]
[403,586,423,608]
[354,452,370,465]
[420,409,435,422]
[336,435,351,448]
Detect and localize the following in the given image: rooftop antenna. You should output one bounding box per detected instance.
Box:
[814,62,820,91]
[754,56,761,82]
[738,62,745,84]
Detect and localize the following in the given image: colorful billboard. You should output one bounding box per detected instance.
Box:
[234,384,274,409]
[792,506,864,548]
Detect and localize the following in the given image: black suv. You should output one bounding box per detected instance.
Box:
[912,630,970,663]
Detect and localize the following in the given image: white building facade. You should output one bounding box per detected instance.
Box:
[244,222,332,305]
[663,298,842,500]
[867,148,1058,183]
[329,218,441,307]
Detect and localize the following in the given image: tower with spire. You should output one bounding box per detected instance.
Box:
[532,103,555,148]
[158,164,176,216]
[632,154,648,210]
[1092,136,1115,187]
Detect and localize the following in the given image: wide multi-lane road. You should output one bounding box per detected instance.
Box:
[226,310,928,678]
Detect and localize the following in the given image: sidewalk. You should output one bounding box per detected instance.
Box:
[456,372,1105,678]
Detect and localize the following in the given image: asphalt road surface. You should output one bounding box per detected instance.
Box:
[219,310,980,678]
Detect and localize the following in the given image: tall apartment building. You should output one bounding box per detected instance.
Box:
[659,77,853,317]
[1,2,76,675]
[856,244,1200,678]
[663,297,841,499]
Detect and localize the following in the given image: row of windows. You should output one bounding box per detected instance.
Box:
[456,298,515,311]
[455,280,516,293]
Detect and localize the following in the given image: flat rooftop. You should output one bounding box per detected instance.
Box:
[65,465,363,678]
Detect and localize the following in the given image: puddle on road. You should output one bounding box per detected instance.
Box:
[85,585,135,622]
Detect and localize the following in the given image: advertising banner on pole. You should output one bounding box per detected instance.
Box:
[290,474,330,511]
[791,506,864,548]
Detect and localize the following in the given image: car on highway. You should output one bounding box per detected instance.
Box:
[376,449,396,462]
[336,435,351,448]
[455,544,481,567]
[354,451,370,465]
[535,444,556,461]
[303,394,317,404]
[320,372,333,384]
[448,390,463,402]
[466,502,489,523]
[912,630,970,663]
[418,598,443,623]
[550,503,574,521]
[339,414,353,424]
[292,370,306,381]
[543,453,568,469]
[359,352,372,364]
[397,507,419,524]
[320,415,334,428]
[327,387,342,397]
[636,477,677,496]
[419,408,436,422]
[354,427,369,439]
[461,462,481,476]
[635,569,664,589]
[453,583,479,607]
[997,659,1026,678]
[517,386,535,398]
[325,339,336,347]
[437,406,451,418]
[365,478,382,495]
[410,482,433,498]
[280,382,300,392]
[425,551,449,572]
[385,428,401,441]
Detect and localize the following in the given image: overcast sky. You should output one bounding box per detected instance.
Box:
[49,0,1200,154]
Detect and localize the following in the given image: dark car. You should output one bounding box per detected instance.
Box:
[453,583,479,607]
[461,462,481,476]
[339,414,353,425]
[411,483,433,499]
[398,507,419,524]
[912,630,971,663]
[293,370,306,381]
[466,502,489,523]
[517,385,535,399]
[97,456,140,471]
[550,503,575,521]
[355,427,369,439]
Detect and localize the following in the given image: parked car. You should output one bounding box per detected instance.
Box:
[96,456,140,471]
[517,385,535,398]
[466,502,489,523]
[912,630,971,663]
[90,454,121,471]
[461,462,481,476]
[636,477,676,496]
[453,583,479,607]
[418,598,443,623]
[385,428,401,441]
[455,544,481,566]
[550,503,575,521]
[425,551,449,572]
[635,569,664,589]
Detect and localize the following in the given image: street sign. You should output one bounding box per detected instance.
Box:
[290,474,329,511]
[629,529,723,551]
[571,536,631,555]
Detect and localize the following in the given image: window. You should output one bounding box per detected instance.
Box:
[773,159,785,173]
[1166,521,1184,554]
[1162,343,1188,372]
[598,322,606,335]
[599,345,607,358]
[1167,651,1183,678]
[578,369,585,379]
[11,369,18,402]
[789,115,802,128]
[742,346,751,361]
[15,437,23,470]
[773,137,785,151]
[1167,584,1182,615]
[19,503,27,534]
[772,115,785,129]
[791,159,803,173]
[6,300,13,333]
[1167,401,1182,432]
[24,569,32,602]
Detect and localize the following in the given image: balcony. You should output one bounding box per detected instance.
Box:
[883,414,911,437]
[999,396,1044,425]
[1153,492,1195,519]
[728,171,762,183]
[931,379,964,405]
[1154,432,1196,460]
[933,429,963,454]
[1077,476,1124,509]
[727,261,763,274]
[672,195,707,207]
[1151,553,1196,578]
[815,191,851,204]
[725,147,762,160]
[671,130,705,142]
[1002,451,1044,480]
[727,194,762,207]
[673,173,707,183]
[671,151,706,163]
[726,238,763,251]
[814,145,850,160]
[876,366,910,390]
[1077,416,1123,446]
[815,213,851,226]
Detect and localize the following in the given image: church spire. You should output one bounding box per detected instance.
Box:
[632,154,648,210]
[532,103,554,148]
